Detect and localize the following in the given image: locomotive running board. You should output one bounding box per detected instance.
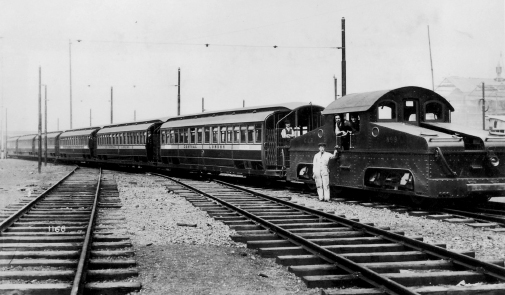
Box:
[467,183,505,192]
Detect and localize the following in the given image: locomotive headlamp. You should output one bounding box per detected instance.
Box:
[489,156,500,167]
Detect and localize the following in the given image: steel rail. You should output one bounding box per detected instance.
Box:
[158,174,418,295]
[215,179,505,282]
[70,168,102,295]
[442,207,505,226]
[0,166,79,232]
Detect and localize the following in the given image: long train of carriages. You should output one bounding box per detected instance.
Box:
[7,86,505,204]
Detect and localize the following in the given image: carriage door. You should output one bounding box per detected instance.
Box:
[264,116,278,169]
[403,99,419,125]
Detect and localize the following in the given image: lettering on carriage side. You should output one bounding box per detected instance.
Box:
[208,144,225,149]
[183,145,198,149]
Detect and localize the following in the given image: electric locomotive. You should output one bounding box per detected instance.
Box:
[288,86,505,203]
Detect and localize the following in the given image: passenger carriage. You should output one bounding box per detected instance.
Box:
[6,136,19,157]
[158,103,324,177]
[95,119,165,165]
[14,134,39,159]
[43,131,63,159]
[289,86,505,202]
[59,127,101,161]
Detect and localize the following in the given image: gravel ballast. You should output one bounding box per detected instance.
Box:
[115,172,318,295]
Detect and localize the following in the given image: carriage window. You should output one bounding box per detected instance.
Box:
[221,127,227,143]
[190,128,196,143]
[378,101,397,120]
[212,127,219,143]
[255,124,262,143]
[233,126,240,143]
[424,101,444,121]
[204,127,210,144]
[170,130,175,144]
[143,132,147,144]
[161,131,165,144]
[184,129,189,143]
[247,125,254,142]
[404,100,418,122]
[227,127,233,143]
[240,126,247,143]
[197,128,203,143]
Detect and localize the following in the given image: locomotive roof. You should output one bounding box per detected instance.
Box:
[98,121,162,134]
[60,127,101,138]
[322,86,454,114]
[161,110,275,128]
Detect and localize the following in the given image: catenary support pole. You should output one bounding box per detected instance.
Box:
[341,18,346,97]
[177,68,181,116]
[44,85,47,166]
[38,67,42,173]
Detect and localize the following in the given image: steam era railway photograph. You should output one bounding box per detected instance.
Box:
[0,0,505,294]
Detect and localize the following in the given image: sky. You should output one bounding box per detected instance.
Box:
[0,0,503,134]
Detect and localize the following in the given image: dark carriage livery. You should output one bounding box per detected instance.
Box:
[13,134,39,159]
[59,127,101,161]
[288,86,505,202]
[43,131,63,159]
[96,119,165,165]
[158,103,324,177]
[6,136,19,157]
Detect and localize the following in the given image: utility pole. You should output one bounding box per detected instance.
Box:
[482,82,486,130]
[334,76,338,100]
[341,18,346,97]
[69,40,73,129]
[177,68,181,116]
[243,100,245,108]
[428,26,435,91]
[202,97,204,112]
[44,85,47,166]
[111,87,113,124]
[4,108,6,158]
[38,67,42,173]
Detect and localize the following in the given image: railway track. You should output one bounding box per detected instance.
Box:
[226,177,505,232]
[0,167,141,295]
[156,173,505,295]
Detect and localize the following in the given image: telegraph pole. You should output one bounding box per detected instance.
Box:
[202,97,204,112]
[44,85,47,166]
[38,67,42,173]
[177,68,181,116]
[69,40,73,129]
[111,87,113,124]
[428,26,435,91]
[341,18,346,97]
[482,82,486,130]
[334,76,338,100]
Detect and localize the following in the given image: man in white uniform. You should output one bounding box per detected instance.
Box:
[312,142,337,201]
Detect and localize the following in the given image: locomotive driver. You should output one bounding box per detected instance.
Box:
[312,142,338,201]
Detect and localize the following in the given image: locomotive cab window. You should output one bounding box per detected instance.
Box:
[403,100,419,124]
[424,101,444,121]
[377,101,397,121]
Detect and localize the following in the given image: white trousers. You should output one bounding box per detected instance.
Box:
[314,173,330,201]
